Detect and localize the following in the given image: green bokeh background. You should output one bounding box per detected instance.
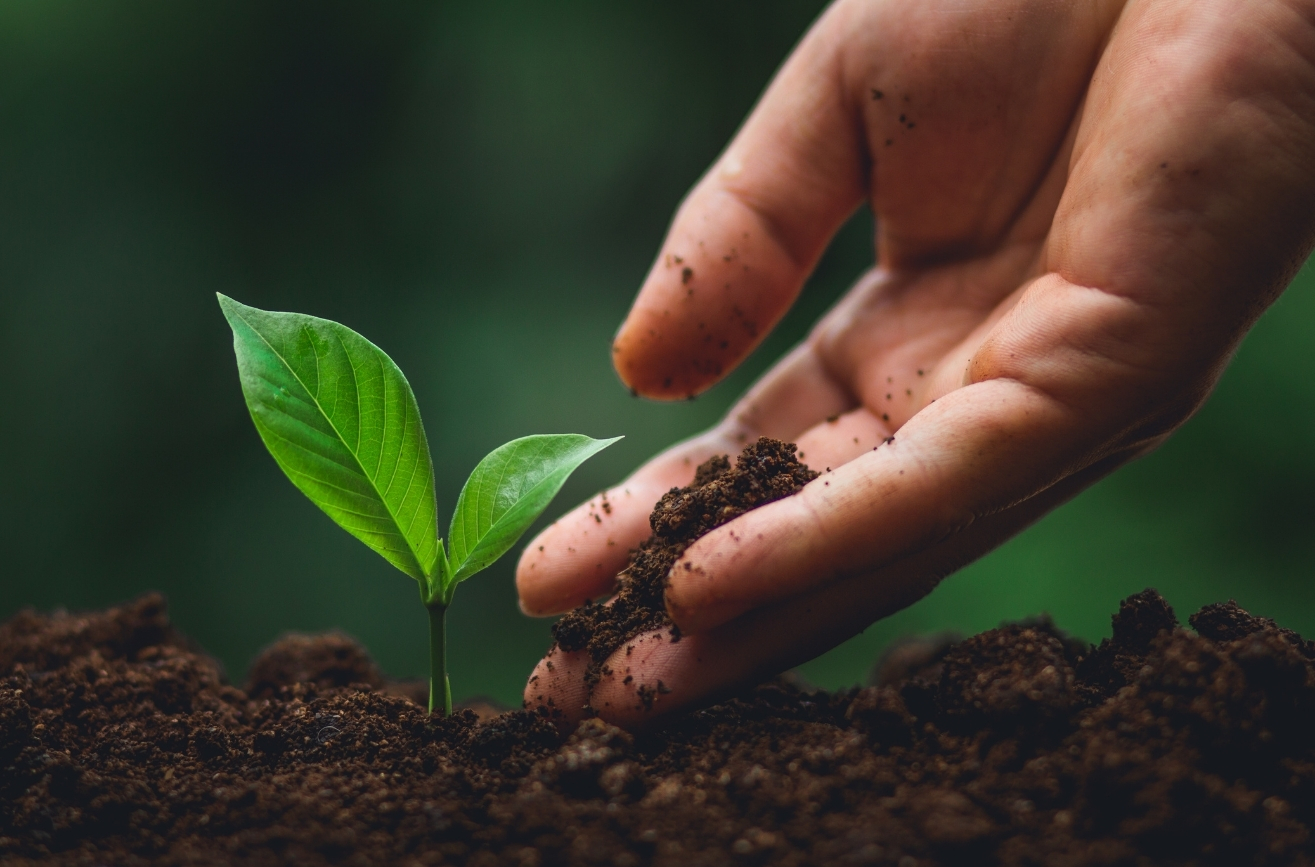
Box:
[2,1,1312,706]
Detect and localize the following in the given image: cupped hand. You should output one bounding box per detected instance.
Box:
[518,0,1315,727]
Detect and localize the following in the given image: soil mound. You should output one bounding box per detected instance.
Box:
[2,439,1314,865]
[3,597,1315,865]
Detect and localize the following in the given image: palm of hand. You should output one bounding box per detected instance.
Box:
[518,0,1315,726]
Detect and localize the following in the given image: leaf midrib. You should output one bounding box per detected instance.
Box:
[232,306,434,581]
[453,444,513,576]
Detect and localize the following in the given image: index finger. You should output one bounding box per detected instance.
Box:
[611,2,867,400]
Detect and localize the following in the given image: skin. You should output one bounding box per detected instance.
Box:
[518,0,1315,728]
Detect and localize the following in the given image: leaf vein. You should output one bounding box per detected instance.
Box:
[374,352,387,483]
[229,306,430,578]
[335,331,363,457]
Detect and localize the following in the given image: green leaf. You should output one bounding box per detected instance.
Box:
[444,434,621,595]
[218,294,442,586]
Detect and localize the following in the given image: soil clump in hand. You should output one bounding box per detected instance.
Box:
[550,436,818,689]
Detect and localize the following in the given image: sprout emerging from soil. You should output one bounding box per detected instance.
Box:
[218,295,619,714]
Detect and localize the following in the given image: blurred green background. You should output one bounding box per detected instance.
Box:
[2,0,1312,706]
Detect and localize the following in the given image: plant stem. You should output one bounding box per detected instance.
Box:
[427,604,452,715]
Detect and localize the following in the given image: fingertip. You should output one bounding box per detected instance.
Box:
[613,305,733,401]
[516,491,643,616]
[524,639,679,731]
[523,648,592,727]
[613,190,806,400]
[587,629,690,728]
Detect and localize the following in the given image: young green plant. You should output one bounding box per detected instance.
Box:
[218,294,619,715]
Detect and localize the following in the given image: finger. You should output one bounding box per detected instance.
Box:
[1049,0,1315,337]
[612,0,1130,401]
[723,343,857,443]
[516,343,854,616]
[791,407,891,472]
[612,3,867,400]
[515,426,759,616]
[514,483,655,617]
[657,0,1315,632]
[525,449,1128,729]
[515,438,713,616]
[665,289,1155,636]
[523,592,628,720]
[523,646,592,722]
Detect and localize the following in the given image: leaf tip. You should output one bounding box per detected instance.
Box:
[216,293,255,328]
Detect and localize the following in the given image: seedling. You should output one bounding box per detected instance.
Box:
[218,295,619,714]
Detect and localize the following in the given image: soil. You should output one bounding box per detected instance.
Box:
[2,441,1314,865]
[550,438,818,698]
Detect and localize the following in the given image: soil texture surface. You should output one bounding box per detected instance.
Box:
[2,441,1314,865]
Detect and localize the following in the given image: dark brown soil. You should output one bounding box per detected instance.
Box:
[550,437,818,696]
[3,441,1315,865]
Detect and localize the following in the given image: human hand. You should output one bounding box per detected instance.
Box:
[518,0,1315,727]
